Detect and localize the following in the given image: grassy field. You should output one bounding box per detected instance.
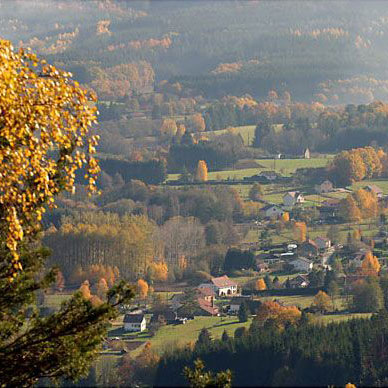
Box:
[259,295,349,310]
[167,157,332,182]
[205,125,256,146]
[314,313,371,325]
[119,316,252,356]
[44,293,72,309]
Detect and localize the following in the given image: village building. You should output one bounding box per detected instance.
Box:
[228,297,262,315]
[297,239,319,257]
[150,308,178,325]
[290,257,314,272]
[260,171,279,181]
[288,275,310,288]
[199,275,238,297]
[314,236,332,250]
[283,191,305,207]
[196,298,219,316]
[364,184,384,199]
[256,261,269,273]
[260,204,284,219]
[315,180,334,194]
[304,148,311,159]
[123,313,147,332]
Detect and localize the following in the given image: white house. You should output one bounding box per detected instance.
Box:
[260,204,284,218]
[199,275,238,297]
[314,236,332,250]
[314,180,333,194]
[290,257,313,272]
[123,314,146,332]
[283,191,305,207]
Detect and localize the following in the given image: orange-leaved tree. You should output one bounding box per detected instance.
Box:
[137,279,149,299]
[255,278,267,291]
[312,290,331,313]
[196,160,208,182]
[293,222,307,243]
[361,251,381,276]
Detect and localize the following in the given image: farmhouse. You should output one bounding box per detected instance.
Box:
[199,275,238,297]
[283,191,305,207]
[290,257,313,272]
[151,308,178,325]
[124,313,146,332]
[260,204,284,218]
[364,184,384,199]
[297,240,319,257]
[315,180,333,194]
[314,236,332,250]
[288,275,310,288]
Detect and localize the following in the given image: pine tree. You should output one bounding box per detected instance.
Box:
[238,301,249,323]
[221,330,230,342]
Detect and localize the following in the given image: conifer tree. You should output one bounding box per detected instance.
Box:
[238,301,249,323]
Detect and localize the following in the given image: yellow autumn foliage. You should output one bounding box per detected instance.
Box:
[0,40,99,279]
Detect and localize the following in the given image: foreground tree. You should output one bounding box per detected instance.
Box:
[184,359,232,388]
[0,40,134,386]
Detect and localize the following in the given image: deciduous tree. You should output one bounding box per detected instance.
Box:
[312,290,331,313]
[196,160,208,182]
[255,278,267,291]
[137,279,149,299]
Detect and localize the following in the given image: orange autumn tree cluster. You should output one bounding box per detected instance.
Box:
[340,189,378,222]
[293,222,307,243]
[90,62,155,99]
[0,40,99,279]
[253,301,301,329]
[70,264,119,287]
[361,251,381,276]
[78,280,104,307]
[148,262,168,282]
[329,146,383,185]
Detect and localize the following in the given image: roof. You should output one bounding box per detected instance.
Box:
[291,257,313,264]
[124,314,145,323]
[198,298,219,315]
[211,275,237,288]
[301,239,318,249]
[284,191,303,198]
[197,286,216,297]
